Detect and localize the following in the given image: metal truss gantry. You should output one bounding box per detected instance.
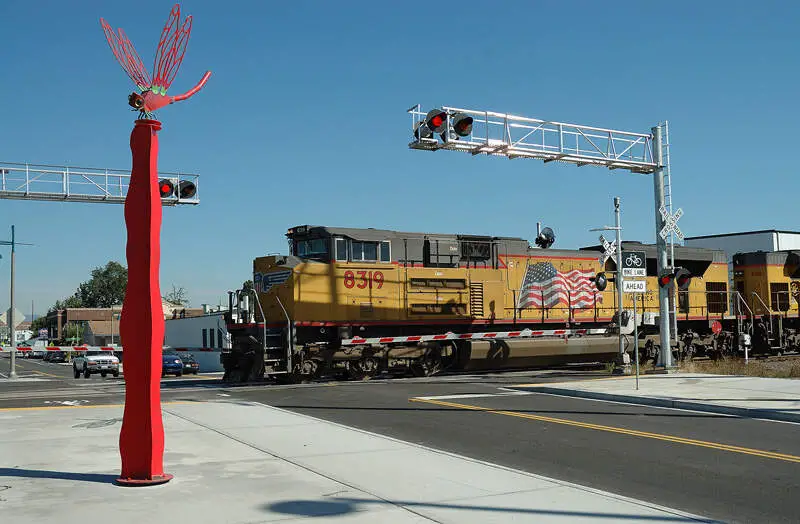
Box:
[407,105,657,174]
[0,162,199,205]
[408,104,677,370]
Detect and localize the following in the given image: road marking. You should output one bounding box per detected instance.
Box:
[409,397,800,464]
[414,392,533,401]
[30,369,63,378]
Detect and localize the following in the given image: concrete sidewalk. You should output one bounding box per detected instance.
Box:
[514,373,800,422]
[0,399,716,523]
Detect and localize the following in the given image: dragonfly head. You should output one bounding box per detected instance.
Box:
[128,92,145,110]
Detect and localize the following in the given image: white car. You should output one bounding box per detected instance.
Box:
[73,350,120,379]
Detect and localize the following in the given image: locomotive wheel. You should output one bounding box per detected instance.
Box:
[410,350,443,377]
[349,357,379,381]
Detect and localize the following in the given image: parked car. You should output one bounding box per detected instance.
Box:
[73,350,120,379]
[162,352,184,377]
[179,353,200,375]
[44,350,66,363]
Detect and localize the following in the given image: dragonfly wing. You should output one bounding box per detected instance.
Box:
[100,19,152,90]
[151,4,192,94]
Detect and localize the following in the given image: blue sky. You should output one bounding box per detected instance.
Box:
[0,0,798,317]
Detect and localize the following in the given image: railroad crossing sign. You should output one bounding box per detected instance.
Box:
[623,279,647,293]
[621,250,646,277]
[598,234,616,265]
[659,205,683,241]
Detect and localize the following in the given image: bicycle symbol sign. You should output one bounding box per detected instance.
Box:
[622,250,646,277]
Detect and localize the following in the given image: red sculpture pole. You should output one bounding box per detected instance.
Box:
[116,119,172,486]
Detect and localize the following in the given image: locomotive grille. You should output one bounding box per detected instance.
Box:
[470,282,484,318]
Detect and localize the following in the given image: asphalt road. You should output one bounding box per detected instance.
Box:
[2,356,798,523]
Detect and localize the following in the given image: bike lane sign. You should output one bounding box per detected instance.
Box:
[621,250,646,277]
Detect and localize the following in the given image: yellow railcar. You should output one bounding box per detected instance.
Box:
[223,225,730,382]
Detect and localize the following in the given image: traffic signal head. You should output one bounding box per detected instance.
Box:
[177,180,196,199]
[658,267,692,290]
[158,179,174,198]
[452,112,473,137]
[425,108,448,133]
[674,267,692,290]
[591,272,608,292]
[413,121,432,140]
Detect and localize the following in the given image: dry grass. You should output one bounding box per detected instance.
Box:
[680,357,800,379]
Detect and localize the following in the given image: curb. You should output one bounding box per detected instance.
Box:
[523,386,800,423]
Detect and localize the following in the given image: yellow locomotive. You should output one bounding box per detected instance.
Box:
[222,224,735,382]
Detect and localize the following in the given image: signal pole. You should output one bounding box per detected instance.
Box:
[652,126,674,370]
[8,226,16,379]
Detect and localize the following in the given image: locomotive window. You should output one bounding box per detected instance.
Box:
[770,283,790,312]
[706,282,727,314]
[295,238,329,260]
[363,242,378,261]
[335,238,348,261]
[350,240,388,262]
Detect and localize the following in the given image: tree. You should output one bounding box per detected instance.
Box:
[242,280,254,294]
[76,261,128,308]
[163,284,190,306]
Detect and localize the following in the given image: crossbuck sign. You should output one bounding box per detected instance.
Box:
[598,234,616,265]
[659,205,683,241]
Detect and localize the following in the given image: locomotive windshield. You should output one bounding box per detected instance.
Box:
[293,237,329,261]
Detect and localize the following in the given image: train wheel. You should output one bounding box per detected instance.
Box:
[349,357,379,381]
[410,350,443,378]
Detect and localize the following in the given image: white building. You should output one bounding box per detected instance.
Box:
[164,308,231,372]
[684,230,800,256]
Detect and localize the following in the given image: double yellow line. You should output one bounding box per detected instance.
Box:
[410,397,800,464]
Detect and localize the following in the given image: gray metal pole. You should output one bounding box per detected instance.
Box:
[652,126,673,369]
[634,295,639,390]
[614,197,624,359]
[8,225,16,379]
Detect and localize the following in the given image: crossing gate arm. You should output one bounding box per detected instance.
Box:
[340,328,610,346]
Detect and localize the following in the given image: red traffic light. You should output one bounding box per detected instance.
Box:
[425,108,448,133]
[158,179,174,198]
[674,267,692,290]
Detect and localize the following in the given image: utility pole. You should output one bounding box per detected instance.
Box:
[1,226,33,379]
[614,197,626,364]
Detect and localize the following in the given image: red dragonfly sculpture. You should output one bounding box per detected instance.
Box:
[101,4,211,118]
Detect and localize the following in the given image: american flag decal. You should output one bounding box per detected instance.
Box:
[517,261,602,309]
[254,270,292,293]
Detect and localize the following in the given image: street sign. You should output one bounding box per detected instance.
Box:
[659,205,684,241]
[623,279,647,293]
[598,234,616,265]
[621,250,646,277]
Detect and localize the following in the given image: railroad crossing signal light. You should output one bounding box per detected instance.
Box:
[424,108,448,133]
[591,272,608,292]
[158,178,196,199]
[413,121,432,140]
[158,179,174,198]
[177,180,196,199]
[452,112,473,137]
[674,267,692,290]
[658,267,692,290]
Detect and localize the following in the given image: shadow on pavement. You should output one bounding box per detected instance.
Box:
[265,497,718,522]
[0,467,117,484]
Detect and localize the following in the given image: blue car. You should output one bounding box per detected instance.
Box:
[162,352,184,377]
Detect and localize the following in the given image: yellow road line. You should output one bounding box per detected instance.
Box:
[30,370,64,379]
[0,401,192,413]
[410,397,800,464]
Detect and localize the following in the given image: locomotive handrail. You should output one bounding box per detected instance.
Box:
[751,292,775,336]
[274,295,293,374]
[734,292,754,335]
[241,288,268,354]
